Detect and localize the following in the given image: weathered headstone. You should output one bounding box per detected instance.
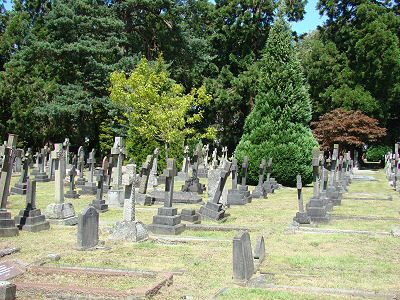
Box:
[238,156,252,200]
[211,148,218,169]
[181,146,206,194]
[227,158,250,205]
[136,154,154,205]
[34,148,50,182]
[108,137,126,207]
[0,281,16,300]
[180,208,201,224]
[0,136,19,237]
[208,167,228,205]
[253,235,266,263]
[77,206,99,250]
[148,158,186,235]
[326,144,342,205]
[293,175,311,224]
[233,231,254,282]
[263,158,274,193]
[101,156,111,192]
[110,164,149,242]
[81,149,97,195]
[45,143,78,225]
[75,146,87,187]
[15,179,50,232]
[252,159,267,199]
[10,153,29,195]
[91,168,108,212]
[177,145,190,181]
[148,148,160,189]
[197,144,208,178]
[199,161,231,221]
[65,165,79,198]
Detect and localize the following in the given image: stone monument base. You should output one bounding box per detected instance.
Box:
[81,183,97,195]
[92,199,108,213]
[107,188,125,207]
[45,203,78,226]
[10,182,28,195]
[306,197,331,223]
[136,192,154,206]
[199,202,226,221]
[110,221,148,242]
[293,212,311,224]
[327,187,342,206]
[251,185,267,199]
[181,208,201,224]
[65,190,80,199]
[176,172,190,181]
[148,207,186,235]
[35,172,50,182]
[150,191,203,204]
[227,189,251,205]
[75,177,87,187]
[15,208,50,232]
[0,210,19,237]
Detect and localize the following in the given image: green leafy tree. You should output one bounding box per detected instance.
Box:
[235,4,317,187]
[109,56,215,169]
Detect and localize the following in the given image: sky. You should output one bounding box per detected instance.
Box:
[3,0,325,34]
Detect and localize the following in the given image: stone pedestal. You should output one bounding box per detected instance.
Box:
[0,281,16,300]
[45,203,78,225]
[92,198,108,213]
[251,184,267,199]
[76,177,87,187]
[263,180,274,194]
[34,172,50,182]
[199,202,226,221]
[150,190,202,204]
[181,208,201,224]
[327,186,342,206]
[107,188,125,207]
[65,190,80,199]
[148,207,185,235]
[293,212,311,224]
[197,167,208,178]
[135,192,153,206]
[176,172,190,181]
[320,191,333,212]
[0,210,19,237]
[110,221,148,242]
[81,182,97,195]
[10,182,27,195]
[306,197,330,223]
[15,208,50,232]
[270,178,279,190]
[227,186,251,206]
[181,178,205,194]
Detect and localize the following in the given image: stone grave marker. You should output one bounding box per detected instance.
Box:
[34,148,50,182]
[0,281,16,300]
[0,261,25,281]
[81,149,97,195]
[77,206,99,250]
[108,137,126,207]
[199,161,231,221]
[180,208,201,224]
[148,148,160,189]
[263,158,274,193]
[327,144,342,205]
[252,159,267,199]
[15,179,50,232]
[11,153,29,195]
[148,158,186,235]
[254,235,266,263]
[136,154,154,205]
[45,143,78,225]
[101,156,111,192]
[181,146,205,194]
[91,168,108,213]
[65,165,79,199]
[233,231,254,282]
[75,146,86,187]
[177,145,190,181]
[211,148,218,169]
[110,164,149,242]
[197,144,208,178]
[227,158,250,205]
[293,175,311,224]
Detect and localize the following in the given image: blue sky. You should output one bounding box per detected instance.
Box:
[292,0,327,34]
[3,0,325,34]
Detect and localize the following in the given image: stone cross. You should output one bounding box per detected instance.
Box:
[296,174,304,213]
[77,146,85,177]
[63,138,70,166]
[26,179,37,210]
[312,147,320,197]
[52,143,65,204]
[95,168,105,204]
[164,158,177,208]
[181,145,189,173]
[88,149,96,185]
[139,154,154,194]
[67,166,77,194]
[241,156,249,186]
[0,147,12,209]
[330,144,339,185]
[258,159,266,186]
[211,161,231,204]
[123,164,136,222]
[18,154,29,186]
[212,148,218,169]
[43,145,49,172]
[111,137,126,189]
[231,158,238,190]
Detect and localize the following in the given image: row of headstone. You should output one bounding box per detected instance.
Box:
[294,144,354,224]
[385,143,399,192]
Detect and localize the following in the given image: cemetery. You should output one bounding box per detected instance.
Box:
[0,0,399,299]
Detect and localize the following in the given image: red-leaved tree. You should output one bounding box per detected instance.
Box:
[312,108,387,150]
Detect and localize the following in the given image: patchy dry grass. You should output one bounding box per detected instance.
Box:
[1,169,400,299]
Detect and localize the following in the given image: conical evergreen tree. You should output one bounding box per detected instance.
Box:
[235,3,317,187]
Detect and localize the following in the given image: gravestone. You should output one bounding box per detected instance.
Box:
[197,144,208,178]
[101,156,111,192]
[15,179,50,232]
[252,159,267,199]
[81,149,97,195]
[148,158,186,235]
[148,148,160,189]
[30,151,40,176]
[293,175,311,224]
[136,154,154,205]
[0,281,16,300]
[180,208,201,224]
[306,147,330,223]
[208,165,228,206]
[122,163,136,204]
[108,137,126,207]
[233,231,254,282]
[77,206,99,250]
[65,165,80,199]
[110,164,149,242]
[0,136,19,237]
[238,156,252,200]
[326,144,342,205]
[10,153,29,195]
[75,146,87,187]
[34,148,50,182]
[181,146,206,194]
[45,143,78,225]
[177,145,190,181]
[13,149,23,173]
[319,167,333,212]
[211,148,218,169]
[227,158,250,205]
[91,168,108,212]
[63,138,71,175]
[254,235,266,263]
[263,158,274,193]
[199,161,231,221]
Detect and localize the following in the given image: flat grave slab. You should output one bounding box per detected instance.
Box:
[343,193,392,201]
[13,266,173,299]
[0,261,26,281]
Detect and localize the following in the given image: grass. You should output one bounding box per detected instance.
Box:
[1,169,400,299]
